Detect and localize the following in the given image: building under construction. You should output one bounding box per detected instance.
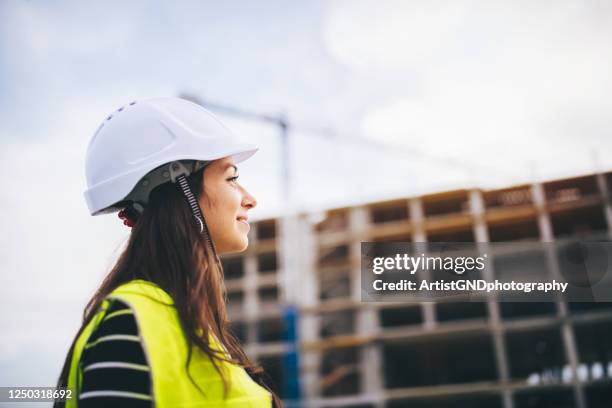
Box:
[221,170,612,408]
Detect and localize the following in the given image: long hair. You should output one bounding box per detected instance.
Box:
[54,166,282,407]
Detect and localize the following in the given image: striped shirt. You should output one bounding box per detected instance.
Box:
[78,299,153,407]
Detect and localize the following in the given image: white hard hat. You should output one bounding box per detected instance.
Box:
[84,97,258,216]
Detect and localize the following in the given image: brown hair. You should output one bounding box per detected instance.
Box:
[54,166,282,407]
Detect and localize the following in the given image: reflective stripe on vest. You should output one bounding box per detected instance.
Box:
[67,279,272,407]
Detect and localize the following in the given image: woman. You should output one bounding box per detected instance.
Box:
[54,97,281,407]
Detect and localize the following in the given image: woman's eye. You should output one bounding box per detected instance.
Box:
[228,176,239,183]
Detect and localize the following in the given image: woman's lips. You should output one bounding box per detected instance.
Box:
[237,217,250,229]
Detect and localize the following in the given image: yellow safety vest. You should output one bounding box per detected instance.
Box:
[66,279,272,407]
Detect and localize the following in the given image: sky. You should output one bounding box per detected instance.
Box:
[1,0,612,395]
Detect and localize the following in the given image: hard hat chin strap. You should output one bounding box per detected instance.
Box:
[170,162,217,253]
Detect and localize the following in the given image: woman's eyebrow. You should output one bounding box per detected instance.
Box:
[224,164,238,174]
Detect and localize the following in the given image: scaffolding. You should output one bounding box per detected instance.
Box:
[221,170,612,408]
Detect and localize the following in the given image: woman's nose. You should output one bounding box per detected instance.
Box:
[242,188,257,209]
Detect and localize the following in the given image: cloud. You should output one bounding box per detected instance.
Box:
[323,0,470,70]
[323,0,612,181]
[9,2,139,63]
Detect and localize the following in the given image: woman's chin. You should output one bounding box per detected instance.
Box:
[221,236,249,254]
[237,236,249,252]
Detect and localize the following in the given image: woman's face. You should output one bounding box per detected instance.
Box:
[199,156,257,254]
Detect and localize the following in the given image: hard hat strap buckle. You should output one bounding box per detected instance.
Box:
[169,161,191,183]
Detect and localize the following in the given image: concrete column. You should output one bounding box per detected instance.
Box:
[350,206,369,302]
[532,182,586,408]
[409,197,436,329]
[595,172,612,237]
[350,206,383,406]
[290,213,321,402]
[470,189,514,408]
[357,307,384,406]
[244,253,259,348]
